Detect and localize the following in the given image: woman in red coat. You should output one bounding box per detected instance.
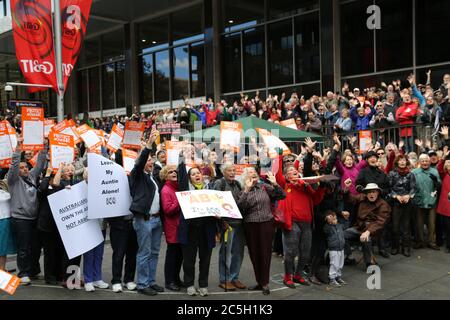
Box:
[395,93,419,153]
[436,158,450,253]
[160,165,183,291]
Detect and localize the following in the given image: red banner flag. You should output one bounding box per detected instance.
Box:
[11,0,58,92]
[60,0,93,91]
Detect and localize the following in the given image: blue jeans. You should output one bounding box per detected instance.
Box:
[219,223,245,283]
[83,233,105,283]
[133,216,162,289]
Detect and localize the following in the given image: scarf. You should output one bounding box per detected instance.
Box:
[192,182,204,190]
[397,167,410,176]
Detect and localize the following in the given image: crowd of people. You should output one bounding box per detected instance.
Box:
[0,71,450,297]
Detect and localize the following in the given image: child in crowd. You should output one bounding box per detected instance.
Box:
[323,211,347,288]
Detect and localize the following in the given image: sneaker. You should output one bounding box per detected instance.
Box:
[283,274,296,289]
[336,277,347,285]
[310,276,323,286]
[198,287,209,297]
[187,286,197,296]
[93,280,109,289]
[428,243,440,251]
[329,279,341,288]
[112,283,123,293]
[20,276,31,286]
[125,282,137,291]
[85,282,95,292]
[293,274,310,286]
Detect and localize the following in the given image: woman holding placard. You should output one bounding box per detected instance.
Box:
[0,179,15,271]
[177,155,217,297]
[160,164,184,293]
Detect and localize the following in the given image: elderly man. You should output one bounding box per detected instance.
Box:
[8,137,47,285]
[411,154,441,250]
[343,183,391,269]
[129,130,164,296]
[213,163,245,291]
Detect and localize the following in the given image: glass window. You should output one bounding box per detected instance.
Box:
[171,5,204,46]
[116,61,125,108]
[173,46,189,100]
[154,50,170,103]
[102,29,125,62]
[268,83,320,99]
[140,54,153,104]
[223,32,242,93]
[89,67,100,111]
[139,16,169,54]
[342,70,413,90]
[295,12,320,82]
[79,70,88,113]
[82,39,100,67]
[341,0,374,76]
[268,0,319,20]
[376,0,412,71]
[102,64,115,110]
[190,42,205,98]
[223,0,265,32]
[243,26,266,90]
[268,19,294,87]
[416,0,450,65]
[417,65,450,91]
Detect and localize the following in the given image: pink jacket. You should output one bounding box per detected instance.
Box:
[161,180,181,244]
[335,157,367,195]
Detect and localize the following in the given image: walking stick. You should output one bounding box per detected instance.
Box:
[223,224,233,293]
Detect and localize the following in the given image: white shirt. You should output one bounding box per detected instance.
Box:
[0,190,11,220]
[148,175,160,215]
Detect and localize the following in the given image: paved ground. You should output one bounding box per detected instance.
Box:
[2,238,450,301]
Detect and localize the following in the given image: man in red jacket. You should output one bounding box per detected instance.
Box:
[275,155,323,288]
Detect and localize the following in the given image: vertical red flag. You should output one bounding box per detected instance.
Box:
[10,0,58,92]
[60,0,93,91]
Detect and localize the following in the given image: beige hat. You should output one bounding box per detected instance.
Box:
[363,183,381,193]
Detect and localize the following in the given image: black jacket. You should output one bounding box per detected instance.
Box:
[356,165,390,197]
[129,147,161,217]
[323,223,346,251]
[387,169,414,201]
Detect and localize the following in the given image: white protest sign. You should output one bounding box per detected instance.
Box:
[175,190,242,220]
[47,181,104,259]
[87,153,131,219]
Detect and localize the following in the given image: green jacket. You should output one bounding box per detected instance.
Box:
[411,167,441,209]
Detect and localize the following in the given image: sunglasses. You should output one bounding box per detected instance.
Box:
[284,159,295,163]
[377,152,385,156]
[168,170,178,174]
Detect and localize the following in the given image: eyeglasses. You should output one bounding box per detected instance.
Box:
[377,152,385,156]
[168,170,178,174]
[284,159,295,163]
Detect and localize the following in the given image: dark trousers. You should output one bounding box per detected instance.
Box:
[245,221,274,287]
[182,225,213,288]
[442,216,450,250]
[344,227,373,264]
[11,218,40,278]
[164,243,183,286]
[310,231,327,278]
[109,219,138,285]
[416,208,437,246]
[272,227,283,255]
[392,202,413,249]
[41,230,65,283]
[282,221,312,276]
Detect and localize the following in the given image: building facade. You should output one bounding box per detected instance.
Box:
[0,0,449,117]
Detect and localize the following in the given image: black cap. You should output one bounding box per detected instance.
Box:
[365,151,379,160]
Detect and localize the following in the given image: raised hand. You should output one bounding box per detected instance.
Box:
[440,126,449,138]
[444,146,450,158]
[399,140,405,150]
[305,137,317,150]
[266,172,277,185]
[415,139,423,148]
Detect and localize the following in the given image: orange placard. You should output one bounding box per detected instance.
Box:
[44,119,55,137]
[234,164,252,179]
[51,119,81,144]
[28,152,38,168]
[256,128,291,158]
[106,123,124,153]
[166,141,185,166]
[49,132,75,171]
[122,121,145,150]
[122,148,138,175]
[95,130,106,146]
[280,119,297,130]
[5,121,18,150]
[21,107,44,151]
[76,124,102,150]
[0,270,21,295]
[359,130,373,154]
[0,121,13,168]
[220,121,243,153]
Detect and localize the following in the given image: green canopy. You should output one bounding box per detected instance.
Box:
[183,117,323,143]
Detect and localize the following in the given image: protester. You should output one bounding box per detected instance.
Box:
[238,168,285,295]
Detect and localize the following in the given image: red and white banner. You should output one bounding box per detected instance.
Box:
[49,131,75,171]
[76,124,101,150]
[122,149,138,175]
[51,119,81,144]
[11,0,93,93]
[60,0,93,90]
[0,122,13,169]
[122,121,145,150]
[11,0,58,92]
[21,107,44,151]
[106,123,124,153]
[44,119,55,137]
